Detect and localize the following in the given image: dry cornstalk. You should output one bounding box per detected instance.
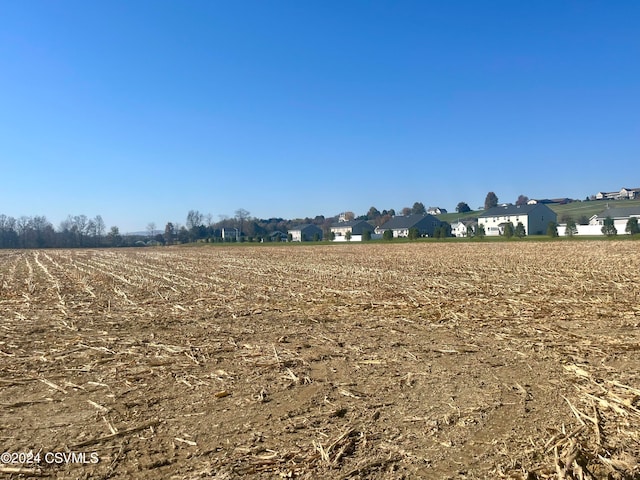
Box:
[70,419,160,448]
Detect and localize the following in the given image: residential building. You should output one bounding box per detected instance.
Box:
[288,224,323,242]
[427,207,447,215]
[589,206,640,229]
[527,198,572,205]
[557,206,640,235]
[375,214,442,238]
[268,231,288,242]
[221,227,240,241]
[478,204,556,236]
[595,187,640,200]
[451,220,477,238]
[620,188,640,200]
[330,220,376,242]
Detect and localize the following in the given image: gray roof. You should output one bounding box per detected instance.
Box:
[289,224,322,232]
[330,220,369,228]
[596,206,640,219]
[379,214,439,230]
[479,203,555,218]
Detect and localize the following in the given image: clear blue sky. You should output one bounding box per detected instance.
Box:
[1,1,638,232]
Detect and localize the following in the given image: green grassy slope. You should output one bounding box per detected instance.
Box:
[549,198,640,221]
[437,209,484,223]
[434,199,640,224]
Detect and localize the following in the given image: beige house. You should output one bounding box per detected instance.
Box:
[478,204,556,236]
[595,187,640,200]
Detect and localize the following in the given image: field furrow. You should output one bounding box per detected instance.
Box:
[0,242,638,479]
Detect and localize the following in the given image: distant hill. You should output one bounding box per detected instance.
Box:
[435,199,640,225]
[549,198,640,222]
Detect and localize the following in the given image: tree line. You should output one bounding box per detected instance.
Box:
[5,191,627,249]
[0,214,136,249]
[0,195,514,249]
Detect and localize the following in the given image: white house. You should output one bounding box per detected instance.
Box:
[556,206,640,236]
[588,206,640,233]
[556,224,603,236]
[288,224,323,242]
[427,207,447,215]
[620,188,640,200]
[595,187,640,200]
[330,220,377,242]
[450,220,477,238]
[478,204,556,236]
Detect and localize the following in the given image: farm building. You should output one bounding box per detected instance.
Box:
[478,204,556,236]
[330,220,376,242]
[375,214,442,238]
[288,224,323,242]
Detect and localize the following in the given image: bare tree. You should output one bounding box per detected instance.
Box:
[147,222,156,238]
[94,215,105,244]
[186,210,203,230]
[235,208,250,235]
[164,222,175,245]
[108,226,121,247]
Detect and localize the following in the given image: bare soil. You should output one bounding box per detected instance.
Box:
[0,242,638,479]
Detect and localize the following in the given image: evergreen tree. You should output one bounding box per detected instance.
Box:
[456,202,471,213]
[484,192,498,210]
[411,202,426,215]
[503,222,515,238]
[601,217,617,236]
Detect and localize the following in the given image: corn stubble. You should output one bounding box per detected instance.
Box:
[0,242,638,479]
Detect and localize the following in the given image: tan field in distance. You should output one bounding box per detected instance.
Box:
[1,242,638,479]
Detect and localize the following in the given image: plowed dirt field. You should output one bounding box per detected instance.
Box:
[1,242,638,479]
